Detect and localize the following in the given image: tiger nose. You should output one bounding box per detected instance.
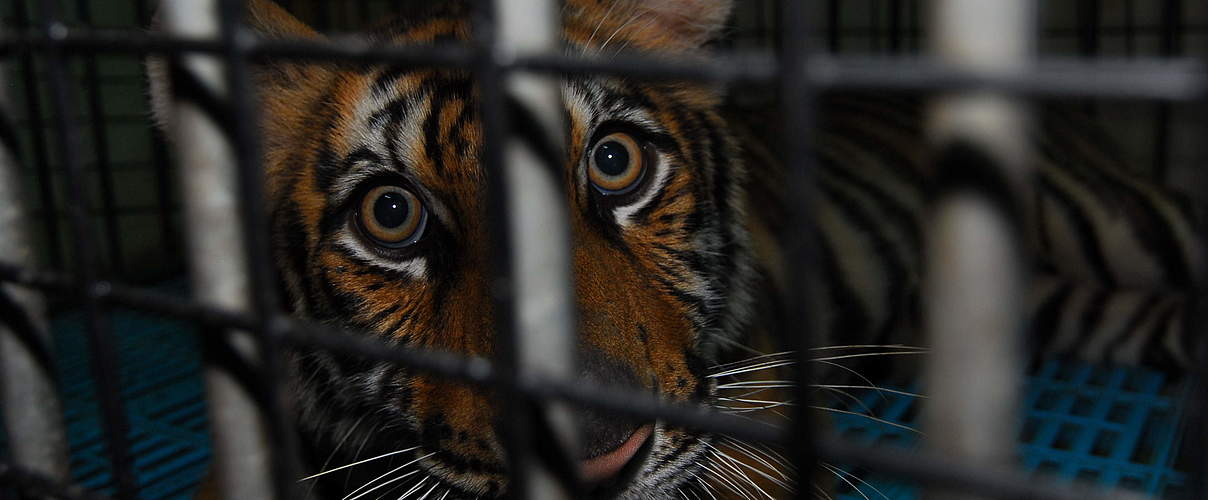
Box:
[574,345,652,483]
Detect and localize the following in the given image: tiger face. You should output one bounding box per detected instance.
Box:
[156,0,766,498]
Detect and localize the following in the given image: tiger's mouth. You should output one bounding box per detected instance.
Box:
[580,423,656,495]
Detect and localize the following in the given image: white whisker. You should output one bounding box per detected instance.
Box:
[820,462,870,500]
[810,351,927,362]
[808,406,921,434]
[342,452,434,500]
[822,461,890,500]
[709,449,777,500]
[300,446,420,482]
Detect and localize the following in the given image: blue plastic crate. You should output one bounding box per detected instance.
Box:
[832,360,1188,499]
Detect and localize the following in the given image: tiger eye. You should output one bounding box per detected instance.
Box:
[357,185,427,248]
[588,132,645,195]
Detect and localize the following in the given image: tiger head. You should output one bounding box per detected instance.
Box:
[153,0,766,497]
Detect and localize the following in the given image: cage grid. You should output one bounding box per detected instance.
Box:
[0,0,1205,500]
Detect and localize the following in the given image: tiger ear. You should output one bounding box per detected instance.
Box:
[568,0,734,52]
[146,0,322,133]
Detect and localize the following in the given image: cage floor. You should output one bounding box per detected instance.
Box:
[26,292,1187,500]
[831,361,1188,499]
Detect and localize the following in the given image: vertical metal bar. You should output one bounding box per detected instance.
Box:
[134,0,180,261]
[1123,0,1136,57]
[12,0,63,269]
[1153,0,1182,181]
[1186,5,1208,498]
[924,0,1034,499]
[779,1,820,499]
[156,1,286,498]
[494,0,575,495]
[1077,0,1101,58]
[889,0,903,54]
[0,14,71,486]
[472,0,529,497]
[37,0,140,497]
[827,0,841,53]
[214,0,301,496]
[75,0,123,275]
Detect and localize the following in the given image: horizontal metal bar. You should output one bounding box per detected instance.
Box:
[1,29,1205,100]
[0,260,778,443]
[0,260,1162,500]
[0,462,109,500]
[817,436,1146,500]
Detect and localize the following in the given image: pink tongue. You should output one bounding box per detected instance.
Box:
[579,425,653,483]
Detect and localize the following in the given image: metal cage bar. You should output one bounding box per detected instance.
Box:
[0,12,71,486]
[0,1,1202,500]
[35,0,141,496]
[923,0,1033,498]
[156,1,285,498]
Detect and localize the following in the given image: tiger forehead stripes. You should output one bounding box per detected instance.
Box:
[184,0,762,498]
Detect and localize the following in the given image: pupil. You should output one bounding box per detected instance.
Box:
[373,191,410,229]
[594,140,630,177]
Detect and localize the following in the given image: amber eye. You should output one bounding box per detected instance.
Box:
[588,132,646,195]
[356,185,427,248]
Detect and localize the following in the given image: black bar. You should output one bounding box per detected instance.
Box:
[133,0,180,262]
[1187,3,1208,498]
[1077,0,1101,58]
[826,0,840,53]
[215,0,302,497]
[778,1,819,499]
[3,29,1207,100]
[889,0,903,54]
[1124,0,1136,57]
[469,0,531,496]
[1154,0,1184,181]
[74,0,123,275]
[33,2,139,498]
[11,0,63,269]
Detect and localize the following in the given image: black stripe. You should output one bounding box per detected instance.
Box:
[1037,176,1117,286]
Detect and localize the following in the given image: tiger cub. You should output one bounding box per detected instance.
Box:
[147,0,1201,499]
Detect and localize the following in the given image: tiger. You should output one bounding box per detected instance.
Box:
[144,0,1204,499]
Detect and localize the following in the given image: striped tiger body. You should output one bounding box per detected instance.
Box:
[741,94,1202,372]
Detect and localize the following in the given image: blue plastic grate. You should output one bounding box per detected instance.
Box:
[18,281,214,500]
[832,360,1188,499]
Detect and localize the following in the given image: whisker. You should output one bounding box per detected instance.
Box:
[820,462,870,500]
[811,360,890,404]
[821,461,890,500]
[706,443,793,492]
[698,462,753,500]
[342,452,434,500]
[709,449,778,500]
[810,351,927,362]
[814,384,926,399]
[393,477,428,500]
[809,344,926,352]
[808,406,921,434]
[709,351,794,371]
[300,446,420,482]
[414,481,440,500]
[817,386,877,418]
[585,0,619,48]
